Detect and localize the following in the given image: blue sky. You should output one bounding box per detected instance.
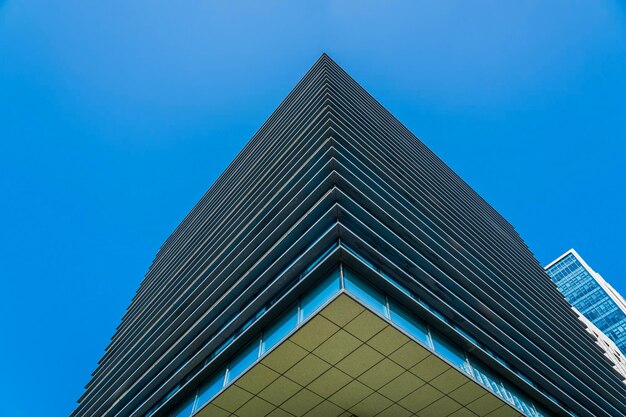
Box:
[1,1,625,416]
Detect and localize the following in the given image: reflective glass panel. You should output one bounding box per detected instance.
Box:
[344,268,388,317]
[301,268,340,319]
[261,304,298,353]
[432,332,469,372]
[389,301,431,348]
[470,358,506,398]
[194,369,226,410]
[226,340,260,383]
[501,382,535,415]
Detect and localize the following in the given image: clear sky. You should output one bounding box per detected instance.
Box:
[1,1,625,416]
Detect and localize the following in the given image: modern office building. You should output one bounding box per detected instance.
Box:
[72,55,626,417]
[545,249,626,356]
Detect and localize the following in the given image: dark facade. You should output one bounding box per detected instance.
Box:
[72,55,626,417]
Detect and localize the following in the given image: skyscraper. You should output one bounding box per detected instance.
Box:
[545,249,626,356]
[72,55,626,417]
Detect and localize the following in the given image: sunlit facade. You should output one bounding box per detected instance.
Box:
[545,249,626,356]
[72,55,626,417]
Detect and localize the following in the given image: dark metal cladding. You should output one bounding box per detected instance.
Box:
[72,54,626,417]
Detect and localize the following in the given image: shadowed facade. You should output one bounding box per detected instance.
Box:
[72,55,626,417]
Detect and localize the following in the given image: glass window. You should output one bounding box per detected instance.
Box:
[170,397,194,417]
[301,268,340,320]
[432,332,469,372]
[194,369,226,410]
[344,268,388,317]
[261,304,298,354]
[389,301,432,348]
[469,358,506,399]
[533,405,552,417]
[226,340,260,383]
[500,382,535,415]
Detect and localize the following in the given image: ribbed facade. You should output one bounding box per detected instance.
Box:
[72,55,626,417]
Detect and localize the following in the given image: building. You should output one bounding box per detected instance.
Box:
[569,307,626,382]
[545,249,626,356]
[72,55,626,417]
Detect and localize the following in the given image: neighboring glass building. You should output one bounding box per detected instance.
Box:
[72,55,626,417]
[545,249,626,356]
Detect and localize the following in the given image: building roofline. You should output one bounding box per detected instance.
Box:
[545,249,626,320]
[544,248,577,270]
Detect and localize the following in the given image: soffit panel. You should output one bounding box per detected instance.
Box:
[196,294,521,417]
